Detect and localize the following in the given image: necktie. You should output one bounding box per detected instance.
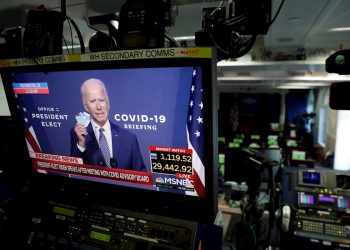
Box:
[99,128,111,167]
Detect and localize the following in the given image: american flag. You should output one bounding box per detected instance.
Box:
[186,67,205,197]
[15,94,42,153]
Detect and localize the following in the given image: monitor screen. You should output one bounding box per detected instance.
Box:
[338,197,350,210]
[286,139,298,147]
[233,138,243,144]
[250,134,260,140]
[267,135,278,146]
[292,150,306,160]
[1,48,218,222]
[298,192,315,206]
[302,171,320,185]
[228,142,240,148]
[318,194,336,208]
[218,136,225,144]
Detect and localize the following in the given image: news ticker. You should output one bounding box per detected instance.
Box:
[29,146,199,195]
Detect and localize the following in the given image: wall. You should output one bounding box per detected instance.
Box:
[326,108,337,153]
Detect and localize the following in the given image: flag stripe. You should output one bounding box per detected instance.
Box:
[187,132,205,197]
[25,128,41,153]
[16,93,42,154]
[186,67,205,197]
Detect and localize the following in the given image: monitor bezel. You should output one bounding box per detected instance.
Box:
[1,49,218,223]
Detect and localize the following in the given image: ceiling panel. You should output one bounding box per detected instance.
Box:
[265,0,350,52]
[304,0,350,50]
[265,0,330,50]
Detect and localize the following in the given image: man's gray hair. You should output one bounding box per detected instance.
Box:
[80,78,110,104]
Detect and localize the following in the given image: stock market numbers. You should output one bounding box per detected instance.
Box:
[149,146,193,175]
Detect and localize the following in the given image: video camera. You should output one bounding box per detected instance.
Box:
[0,5,65,59]
[195,0,271,60]
[88,0,174,52]
[0,0,174,59]
[239,147,278,198]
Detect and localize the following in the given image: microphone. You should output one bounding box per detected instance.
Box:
[97,157,105,166]
[110,157,118,168]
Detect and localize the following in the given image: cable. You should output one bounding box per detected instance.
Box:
[248,224,257,249]
[229,219,257,250]
[84,17,100,33]
[62,34,70,54]
[269,0,286,26]
[67,18,74,54]
[209,1,224,16]
[224,13,248,26]
[65,16,85,54]
[165,33,180,47]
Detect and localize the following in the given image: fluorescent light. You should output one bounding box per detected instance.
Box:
[329,27,350,32]
[275,85,317,89]
[63,45,82,50]
[173,36,195,41]
[279,82,330,86]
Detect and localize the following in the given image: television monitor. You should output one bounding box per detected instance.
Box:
[286,139,298,147]
[218,154,225,165]
[291,150,306,160]
[267,135,278,146]
[338,197,350,210]
[318,194,336,209]
[298,192,315,207]
[1,47,218,222]
[233,138,243,144]
[218,136,225,144]
[248,142,261,148]
[290,129,297,138]
[247,134,261,148]
[218,153,225,176]
[250,134,260,140]
[228,142,240,148]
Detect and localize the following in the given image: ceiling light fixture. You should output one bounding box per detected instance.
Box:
[330,27,350,32]
[173,36,195,41]
[277,37,294,42]
[287,17,300,23]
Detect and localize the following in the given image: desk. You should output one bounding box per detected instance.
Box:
[217,196,242,248]
[218,202,241,215]
[218,194,241,214]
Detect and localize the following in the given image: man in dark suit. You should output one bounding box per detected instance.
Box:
[70,78,146,171]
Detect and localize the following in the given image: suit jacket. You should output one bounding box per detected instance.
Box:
[70,122,146,171]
